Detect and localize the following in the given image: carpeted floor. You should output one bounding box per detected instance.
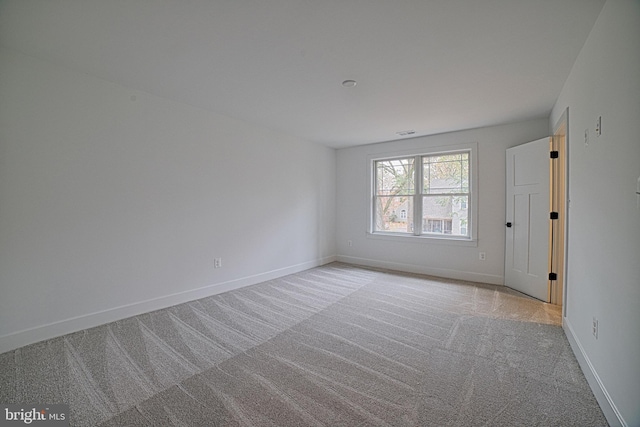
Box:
[0,263,607,426]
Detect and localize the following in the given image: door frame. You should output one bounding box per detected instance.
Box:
[552,108,569,311]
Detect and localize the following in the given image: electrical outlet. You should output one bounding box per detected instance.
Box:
[479,252,486,261]
[592,317,598,339]
[595,116,601,136]
[214,258,222,268]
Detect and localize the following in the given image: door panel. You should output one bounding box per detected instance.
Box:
[505,137,551,301]
[512,193,528,273]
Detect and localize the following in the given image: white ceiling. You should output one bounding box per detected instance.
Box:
[0,0,605,148]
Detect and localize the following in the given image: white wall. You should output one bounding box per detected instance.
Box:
[550,1,640,425]
[0,47,336,353]
[335,119,549,284]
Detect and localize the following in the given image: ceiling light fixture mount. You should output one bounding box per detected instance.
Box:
[396,130,416,136]
[342,79,357,88]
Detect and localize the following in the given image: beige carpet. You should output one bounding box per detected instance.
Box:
[0,263,607,426]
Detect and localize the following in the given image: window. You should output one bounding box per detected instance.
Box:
[426,219,452,234]
[373,157,415,233]
[371,145,476,242]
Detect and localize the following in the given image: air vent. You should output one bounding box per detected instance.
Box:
[396,130,416,136]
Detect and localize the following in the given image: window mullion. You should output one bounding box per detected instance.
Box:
[414,155,422,236]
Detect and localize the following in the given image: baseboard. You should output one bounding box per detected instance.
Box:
[563,317,626,427]
[0,256,337,354]
[336,255,503,285]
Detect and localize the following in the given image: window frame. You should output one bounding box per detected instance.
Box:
[368,142,478,247]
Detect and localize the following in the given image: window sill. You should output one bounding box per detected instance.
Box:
[366,232,478,247]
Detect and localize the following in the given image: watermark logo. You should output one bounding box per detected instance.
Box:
[1,405,69,426]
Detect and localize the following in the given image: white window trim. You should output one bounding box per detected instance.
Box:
[367,142,478,247]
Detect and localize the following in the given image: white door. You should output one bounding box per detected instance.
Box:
[505,137,551,301]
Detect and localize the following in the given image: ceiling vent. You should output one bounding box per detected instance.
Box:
[396,130,416,136]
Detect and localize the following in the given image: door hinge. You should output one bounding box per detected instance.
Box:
[549,272,558,281]
[550,151,559,159]
[550,212,559,220]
